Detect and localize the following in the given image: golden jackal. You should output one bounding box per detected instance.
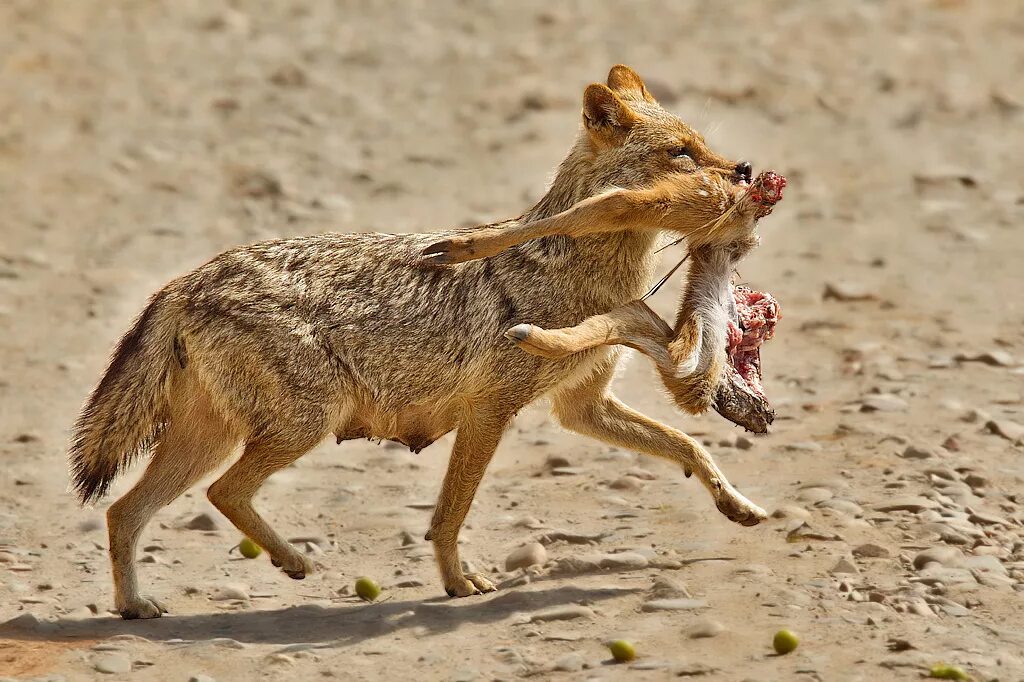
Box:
[70,65,769,619]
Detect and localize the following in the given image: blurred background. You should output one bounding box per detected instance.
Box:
[1,2,1022,680]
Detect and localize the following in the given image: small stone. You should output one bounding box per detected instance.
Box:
[526,605,594,622]
[830,557,859,574]
[955,350,1015,367]
[641,598,707,612]
[962,474,988,490]
[913,547,963,570]
[505,542,547,571]
[609,476,643,491]
[797,487,833,504]
[816,498,864,516]
[598,552,649,570]
[211,584,250,601]
[649,575,692,599]
[93,654,131,674]
[861,395,908,412]
[873,497,938,513]
[184,513,219,531]
[772,505,811,520]
[545,454,572,469]
[824,281,877,302]
[852,543,890,559]
[985,419,1024,442]
[960,408,991,423]
[735,436,755,450]
[687,618,725,639]
[901,443,937,459]
[189,676,217,682]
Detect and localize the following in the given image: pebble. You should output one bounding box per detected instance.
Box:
[873,497,938,513]
[901,443,938,459]
[963,555,1007,574]
[184,513,219,531]
[771,505,811,520]
[955,350,1015,367]
[535,529,607,545]
[640,598,707,612]
[797,487,833,504]
[687,618,725,638]
[211,584,250,601]
[824,281,877,302]
[545,454,571,469]
[960,408,991,423]
[609,476,643,491]
[525,604,595,623]
[860,394,908,412]
[189,676,217,682]
[648,575,692,599]
[816,498,864,516]
[505,542,547,571]
[93,654,132,674]
[985,419,1024,442]
[913,547,963,570]
[830,557,859,574]
[852,543,890,559]
[735,436,755,450]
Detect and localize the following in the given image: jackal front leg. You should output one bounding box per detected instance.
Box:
[426,408,511,597]
[551,362,766,526]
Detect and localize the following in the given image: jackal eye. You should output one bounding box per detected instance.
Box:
[668,146,692,161]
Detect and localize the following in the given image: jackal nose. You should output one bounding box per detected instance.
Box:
[735,161,753,183]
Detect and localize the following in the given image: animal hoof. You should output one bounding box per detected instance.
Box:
[421,240,453,264]
[505,324,533,342]
[272,551,315,579]
[118,596,167,620]
[715,489,767,527]
[444,573,497,598]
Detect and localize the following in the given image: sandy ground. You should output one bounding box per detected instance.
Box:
[2,1,1023,680]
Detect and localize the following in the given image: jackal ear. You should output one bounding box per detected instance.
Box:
[607,64,656,104]
[582,83,639,142]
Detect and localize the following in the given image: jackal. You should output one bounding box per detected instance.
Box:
[70,65,768,619]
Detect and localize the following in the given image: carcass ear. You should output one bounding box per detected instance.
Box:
[607,64,656,104]
[582,83,639,144]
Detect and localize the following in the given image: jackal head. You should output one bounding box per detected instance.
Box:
[569,65,752,195]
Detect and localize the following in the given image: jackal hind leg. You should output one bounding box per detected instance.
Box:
[206,434,323,580]
[107,385,239,619]
[506,300,673,364]
[551,360,766,526]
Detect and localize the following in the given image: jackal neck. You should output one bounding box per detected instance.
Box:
[516,139,660,304]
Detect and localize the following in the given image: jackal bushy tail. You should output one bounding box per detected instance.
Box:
[69,290,180,504]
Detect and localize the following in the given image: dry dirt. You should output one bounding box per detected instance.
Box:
[2,2,1023,681]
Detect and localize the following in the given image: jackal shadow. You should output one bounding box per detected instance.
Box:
[0,585,638,649]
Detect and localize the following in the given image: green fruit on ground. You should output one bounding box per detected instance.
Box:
[238,537,262,559]
[773,629,799,655]
[929,664,970,680]
[355,576,382,602]
[608,640,636,663]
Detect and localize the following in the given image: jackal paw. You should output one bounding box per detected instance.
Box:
[504,324,570,360]
[445,573,497,597]
[118,595,167,620]
[714,486,767,527]
[270,550,315,580]
[421,237,474,265]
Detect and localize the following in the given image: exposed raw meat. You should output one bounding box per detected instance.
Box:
[727,285,780,398]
